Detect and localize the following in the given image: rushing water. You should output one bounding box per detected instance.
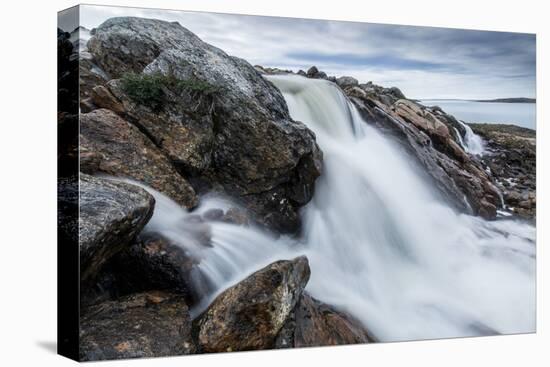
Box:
[457,119,485,156]
[140,75,535,342]
[420,99,536,130]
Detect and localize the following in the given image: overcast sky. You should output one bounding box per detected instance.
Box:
[71,5,535,100]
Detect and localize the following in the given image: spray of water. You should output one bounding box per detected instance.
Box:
[138,74,535,342]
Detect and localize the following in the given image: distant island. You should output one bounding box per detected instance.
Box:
[473,98,536,103]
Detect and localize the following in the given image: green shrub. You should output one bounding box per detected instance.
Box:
[120,72,167,111]
[120,72,220,111]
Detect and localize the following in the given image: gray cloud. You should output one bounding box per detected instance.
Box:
[78,5,536,99]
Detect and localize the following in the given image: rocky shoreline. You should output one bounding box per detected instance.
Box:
[58,16,535,361]
[469,123,536,219]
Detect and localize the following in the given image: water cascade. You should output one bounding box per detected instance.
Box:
[458,119,485,155]
[141,74,535,342]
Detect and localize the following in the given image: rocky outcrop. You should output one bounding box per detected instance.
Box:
[86,17,322,233]
[79,291,195,361]
[276,293,371,348]
[79,174,155,282]
[470,123,536,219]
[82,233,201,307]
[196,256,311,352]
[80,108,198,208]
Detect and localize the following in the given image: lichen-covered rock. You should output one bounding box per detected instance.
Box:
[79,174,155,282]
[79,291,195,361]
[196,256,311,352]
[276,293,372,348]
[87,17,322,233]
[80,108,198,208]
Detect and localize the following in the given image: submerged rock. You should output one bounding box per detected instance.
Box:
[196,256,311,352]
[79,174,155,282]
[87,17,322,233]
[80,108,198,208]
[79,291,195,361]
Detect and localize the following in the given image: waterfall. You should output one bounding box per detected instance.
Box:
[453,127,466,149]
[139,74,535,342]
[458,119,485,155]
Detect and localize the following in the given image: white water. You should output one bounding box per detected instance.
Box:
[140,74,535,342]
[458,119,485,156]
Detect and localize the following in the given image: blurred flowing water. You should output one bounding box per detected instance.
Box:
[141,74,535,342]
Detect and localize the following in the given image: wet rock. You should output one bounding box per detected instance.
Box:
[203,208,224,221]
[80,108,198,208]
[79,174,155,282]
[222,207,250,226]
[196,256,311,352]
[80,291,195,361]
[505,190,522,206]
[478,199,497,220]
[88,17,322,233]
[290,293,371,347]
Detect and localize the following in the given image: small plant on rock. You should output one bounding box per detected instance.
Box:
[120,71,220,112]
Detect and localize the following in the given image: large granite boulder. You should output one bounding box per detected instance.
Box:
[196,256,311,352]
[87,17,322,233]
[79,291,195,361]
[79,174,155,282]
